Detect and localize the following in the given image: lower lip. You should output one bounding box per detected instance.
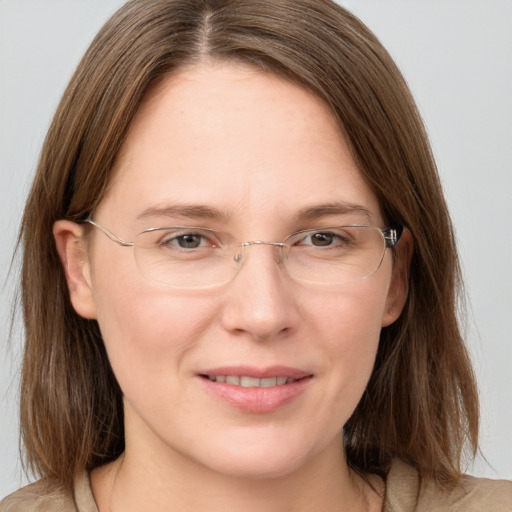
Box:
[199,376,312,413]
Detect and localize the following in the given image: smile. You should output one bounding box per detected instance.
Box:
[199,372,312,413]
[204,375,298,387]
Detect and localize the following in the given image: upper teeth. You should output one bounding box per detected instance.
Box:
[207,375,295,387]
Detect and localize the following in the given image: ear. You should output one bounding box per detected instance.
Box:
[381,227,413,327]
[53,220,97,319]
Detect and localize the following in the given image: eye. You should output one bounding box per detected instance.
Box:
[158,230,218,250]
[299,231,349,247]
[309,232,334,246]
[170,233,205,249]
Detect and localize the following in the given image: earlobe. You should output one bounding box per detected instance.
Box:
[53,220,97,319]
[381,227,413,327]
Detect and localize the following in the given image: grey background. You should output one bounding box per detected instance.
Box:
[1,0,511,498]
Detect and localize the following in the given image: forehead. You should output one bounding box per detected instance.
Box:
[97,62,382,231]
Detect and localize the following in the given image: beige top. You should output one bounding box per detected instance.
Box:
[1,459,511,512]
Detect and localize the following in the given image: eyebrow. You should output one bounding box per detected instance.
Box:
[136,201,373,225]
[297,202,373,222]
[136,204,230,223]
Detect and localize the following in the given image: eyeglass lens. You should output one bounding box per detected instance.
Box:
[132,225,390,288]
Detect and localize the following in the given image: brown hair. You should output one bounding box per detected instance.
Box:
[19,0,478,492]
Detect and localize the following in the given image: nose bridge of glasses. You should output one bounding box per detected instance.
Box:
[234,240,287,264]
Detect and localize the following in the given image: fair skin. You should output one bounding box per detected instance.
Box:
[54,62,411,512]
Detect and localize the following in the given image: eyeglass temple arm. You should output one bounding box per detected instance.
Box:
[383,226,404,248]
[85,218,135,247]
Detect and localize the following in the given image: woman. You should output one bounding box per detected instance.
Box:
[1,0,510,511]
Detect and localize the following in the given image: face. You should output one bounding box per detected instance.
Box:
[56,62,408,480]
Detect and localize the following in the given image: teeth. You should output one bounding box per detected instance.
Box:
[240,376,260,387]
[207,375,297,387]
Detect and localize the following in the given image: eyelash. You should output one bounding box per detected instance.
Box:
[156,229,352,250]
[159,232,218,249]
[296,231,351,247]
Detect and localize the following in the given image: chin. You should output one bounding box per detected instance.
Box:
[207,455,306,481]
[191,431,323,481]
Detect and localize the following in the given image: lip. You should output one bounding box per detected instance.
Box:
[199,365,311,380]
[197,365,313,414]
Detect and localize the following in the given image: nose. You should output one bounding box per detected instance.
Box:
[220,243,299,342]
[234,240,286,263]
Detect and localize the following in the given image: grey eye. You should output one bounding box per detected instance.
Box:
[173,234,203,249]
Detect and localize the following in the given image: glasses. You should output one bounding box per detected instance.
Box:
[85,219,403,289]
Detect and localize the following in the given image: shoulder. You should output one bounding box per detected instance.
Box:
[0,472,97,512]
[0,479,74,512]
[418,474,512,512]
[385,459,512,512]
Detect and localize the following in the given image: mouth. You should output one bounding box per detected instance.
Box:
[200,375,304,387]
[197,367,312,413]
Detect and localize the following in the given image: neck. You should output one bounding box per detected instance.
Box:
[92,433,382,512]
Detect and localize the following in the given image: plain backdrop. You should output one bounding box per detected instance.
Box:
[1,0,511,499]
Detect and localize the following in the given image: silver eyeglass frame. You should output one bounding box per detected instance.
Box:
[85,218,403,249]
[84,218,404,287]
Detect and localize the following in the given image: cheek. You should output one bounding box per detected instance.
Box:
[90,259,217,393]
[311,276,389,347]
[308,279,389,400]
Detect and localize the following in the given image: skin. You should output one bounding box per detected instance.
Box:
[54,61,411,512]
